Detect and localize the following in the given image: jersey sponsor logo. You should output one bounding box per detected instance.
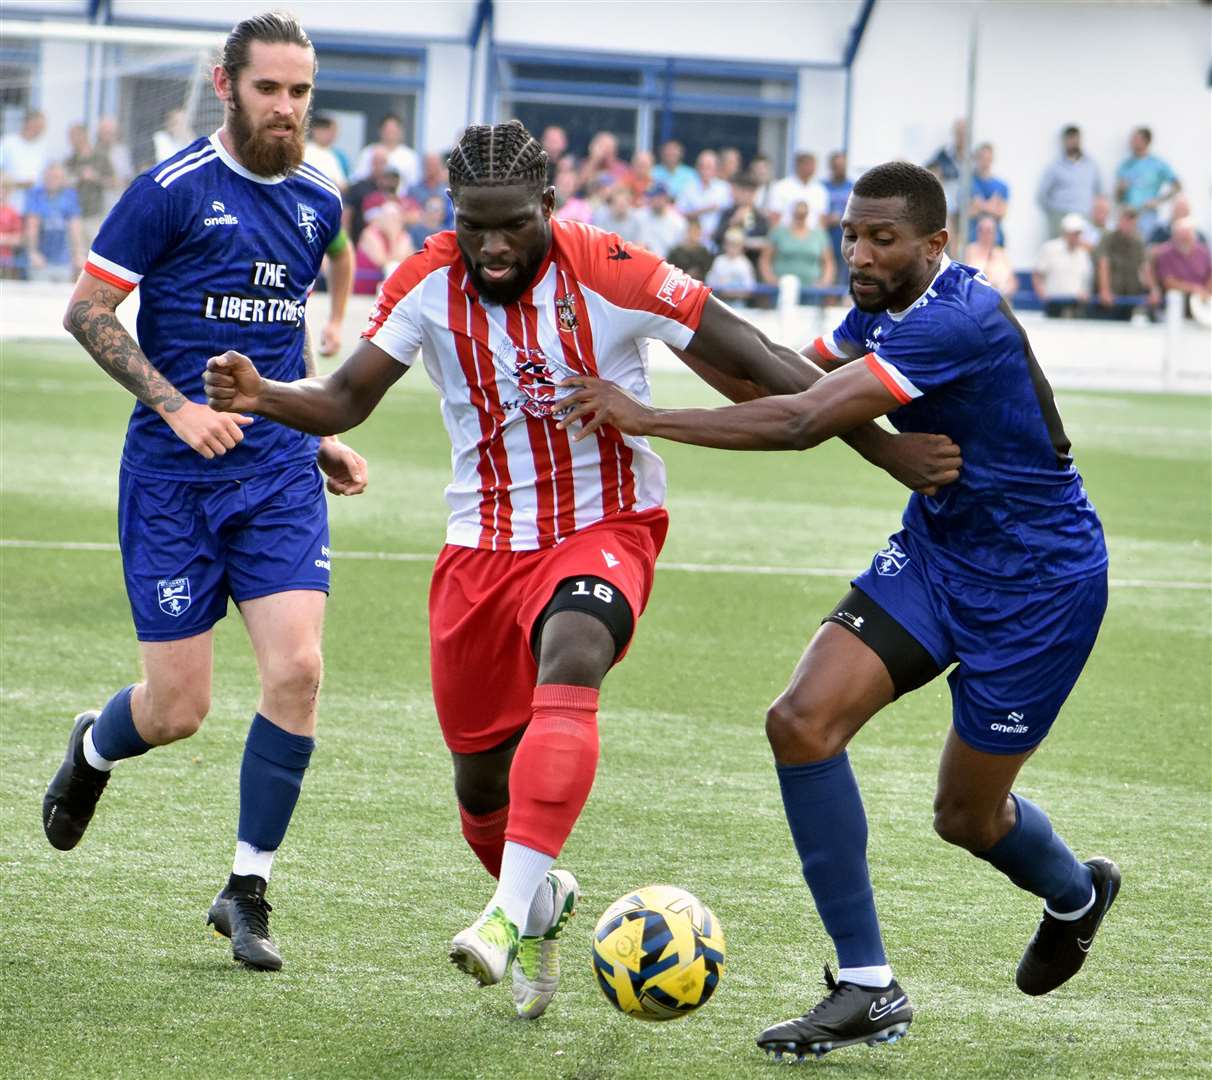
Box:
[297,202,319,244]
[555,293,579,334]
[157,577,191,617]
[655,267,692,308]
[601,549,621,569]
[314,543,331,571]
[202,293,306,326]
[990,710,1029,735]
[493,342,575,419]
[874,538,909,577]
[606,244,632,261]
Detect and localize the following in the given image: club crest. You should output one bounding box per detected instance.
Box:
[157,577,191,616]
[872,538,911,579]
[297,202,319,244]
[555,294,579,334]
[874,538,909,577]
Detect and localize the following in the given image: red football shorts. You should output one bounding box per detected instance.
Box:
[428,508,668,754]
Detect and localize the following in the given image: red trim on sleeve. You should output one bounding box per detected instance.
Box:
[363,231,460,339]
[552,219,711,333]
[811,337,834,362]
[84,262,136,293]
[864,353,913,405]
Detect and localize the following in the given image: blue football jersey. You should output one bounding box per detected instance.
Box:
[86,133,342,480]
[817,257,1107,587]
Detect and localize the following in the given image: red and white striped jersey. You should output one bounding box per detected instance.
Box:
[363,220,711,551]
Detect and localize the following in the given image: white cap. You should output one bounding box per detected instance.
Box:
[1061,212,1087,233]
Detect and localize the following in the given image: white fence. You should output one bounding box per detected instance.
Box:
[1,279,1207,396]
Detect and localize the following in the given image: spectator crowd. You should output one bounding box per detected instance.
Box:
[3,105,1207,324]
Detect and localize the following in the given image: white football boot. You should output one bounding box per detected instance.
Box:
[511,869,581,1019]
[449,906,519,986]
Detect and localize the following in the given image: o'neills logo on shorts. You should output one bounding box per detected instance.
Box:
[656,267,692,308]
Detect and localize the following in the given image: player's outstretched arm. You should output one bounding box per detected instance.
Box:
[205,337,406,437]
[558,363,960,491]
[63,272,252,460]
[668,296,962,492]
[680,296,826,397]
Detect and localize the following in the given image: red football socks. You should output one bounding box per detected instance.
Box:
[505,684,600,857]
[458,802,509,879]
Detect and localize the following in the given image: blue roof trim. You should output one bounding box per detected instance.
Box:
[843,0,877,68]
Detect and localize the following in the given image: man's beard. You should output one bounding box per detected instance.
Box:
[229,88,306,177]
[848,274,893,312]
[464,247,546,306]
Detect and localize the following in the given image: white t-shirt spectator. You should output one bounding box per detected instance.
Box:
[591,205,644,246]
[1034,238,1093,297]
[769,175,827,227]
[304,142,349,191]
[676,176,733,242]
[0,132,50,210]
[706,252,756,291]
[634,206,687,258]
[354,143,419,190]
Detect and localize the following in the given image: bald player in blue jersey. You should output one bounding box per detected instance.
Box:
[42,12,364,971]
[558,161,1119,1059]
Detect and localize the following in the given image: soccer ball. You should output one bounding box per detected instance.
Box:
[591,884,725,1022]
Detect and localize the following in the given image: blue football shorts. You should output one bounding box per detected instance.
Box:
[849,529,1108,755]
[117,461,330,642]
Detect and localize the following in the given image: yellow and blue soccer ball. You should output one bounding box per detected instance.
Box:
[591,884,725,1021]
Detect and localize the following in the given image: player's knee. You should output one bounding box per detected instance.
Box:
[932,799,1000,852]
[454,763,510,815]
[142,687,209,743]
[764,696,846,763]
[261,645,324,709]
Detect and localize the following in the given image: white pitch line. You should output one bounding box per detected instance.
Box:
[2,537,1208,591]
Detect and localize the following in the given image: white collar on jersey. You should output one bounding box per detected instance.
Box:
[888,253,951,322]
[208,130,288,185]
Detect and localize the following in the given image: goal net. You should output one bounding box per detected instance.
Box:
[1,20,226,174]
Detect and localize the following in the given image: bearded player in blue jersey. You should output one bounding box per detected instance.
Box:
[559,161,1119,1058]
[42,12,365,972]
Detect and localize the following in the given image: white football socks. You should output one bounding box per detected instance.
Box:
[488,841,554,931]
[82,726,116,772]
[232,840,274,882]
[838,963,895,988]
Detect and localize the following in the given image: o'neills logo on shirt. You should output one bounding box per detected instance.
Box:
[656,267,692,308]
[204,201,239,227]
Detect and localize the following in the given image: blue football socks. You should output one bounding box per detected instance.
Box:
[978,793,1094,914]
[89,685,153,762]
[237,712,314,858]
[776,752,887,968]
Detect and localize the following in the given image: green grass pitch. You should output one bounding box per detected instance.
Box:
[1,338,1209,1079]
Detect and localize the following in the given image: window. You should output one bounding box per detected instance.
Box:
[495,49,796,170]
[311,46,425,169]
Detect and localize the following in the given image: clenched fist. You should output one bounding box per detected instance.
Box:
[205,350,265,414]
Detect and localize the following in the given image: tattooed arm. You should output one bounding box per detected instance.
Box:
[63,273,252,459]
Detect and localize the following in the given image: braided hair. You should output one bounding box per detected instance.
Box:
[447,120,549,196]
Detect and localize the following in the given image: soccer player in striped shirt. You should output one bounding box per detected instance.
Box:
[559,161,1119,1057]
[42,13,363,972]
[203,122,958,1017]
